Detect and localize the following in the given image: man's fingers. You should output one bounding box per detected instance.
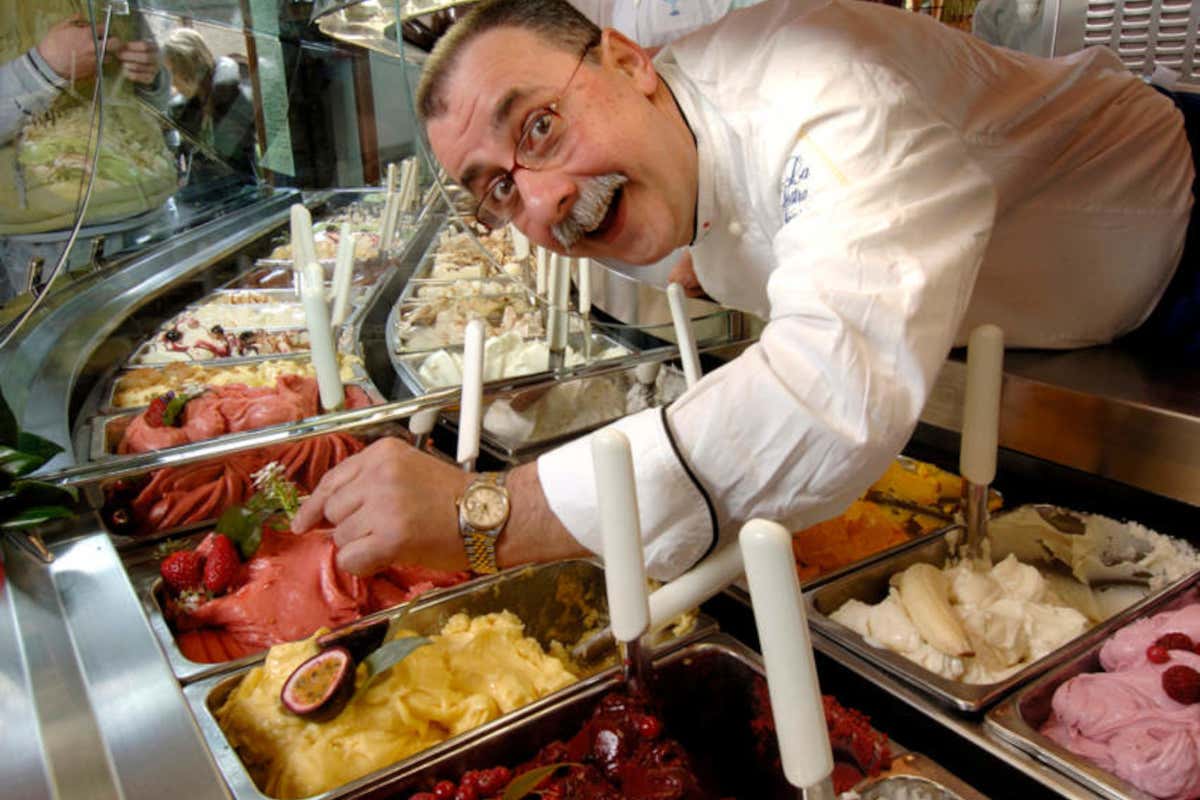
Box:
[335,535,392,577]
[292,457,362,531]
[331,511,372,549]
[323,483,365,525]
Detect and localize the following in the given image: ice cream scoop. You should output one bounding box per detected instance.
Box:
[960,324,1004,561]
[667,281,703,389]
[456,319,485,472]
[741,519,835,799]
[592,429,652,687]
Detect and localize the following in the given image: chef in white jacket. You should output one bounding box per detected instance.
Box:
[294,0,1193,579]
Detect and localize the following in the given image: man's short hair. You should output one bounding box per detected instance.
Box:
[415,0,600,122]
[163,28,215,88]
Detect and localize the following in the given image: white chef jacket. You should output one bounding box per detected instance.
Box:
[538,0,1193,580]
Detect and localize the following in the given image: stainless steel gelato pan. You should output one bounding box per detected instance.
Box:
[985,573,1200,800]
[342,633,982,800]
[181,559,716,799]
[807,508,1198,714]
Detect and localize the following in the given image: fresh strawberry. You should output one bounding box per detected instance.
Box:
[160,550,204,593]
[203,534,240,595]
[1162,664,1200,705]
[1155,632,1195,652]
[144,395,169,429]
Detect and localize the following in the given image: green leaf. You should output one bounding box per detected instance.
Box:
[161,392,194,427]
[0,447,44,478]
[215,505,267,559]
[501,764,581,800]
[0,391,17,448]
[16,432,63,462]
[0,505,74,530]
[12,479,78,506]
[357,636,431,694]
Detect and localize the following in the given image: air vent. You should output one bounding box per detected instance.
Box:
[1082,0,1200,83]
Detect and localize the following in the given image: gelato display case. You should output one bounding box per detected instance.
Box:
[4,2,1200,800]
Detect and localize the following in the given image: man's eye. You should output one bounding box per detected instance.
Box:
[530,112,555,142]
[489,175,516,204]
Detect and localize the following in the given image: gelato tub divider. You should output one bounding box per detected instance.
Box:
[806,521,1194,715]
[984,572,1200,800]
[181,559,719,800]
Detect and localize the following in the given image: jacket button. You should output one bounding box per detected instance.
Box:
[728,220,744,237]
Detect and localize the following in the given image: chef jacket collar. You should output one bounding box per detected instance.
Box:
[655,60,721,247]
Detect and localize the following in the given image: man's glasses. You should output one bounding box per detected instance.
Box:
[473,38,599,231]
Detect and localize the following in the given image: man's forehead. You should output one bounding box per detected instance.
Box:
[431,28,579,182]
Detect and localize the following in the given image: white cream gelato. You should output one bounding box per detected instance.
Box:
[416,332,628,389]
[831,554,1093,684]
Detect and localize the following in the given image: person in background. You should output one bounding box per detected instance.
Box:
[0,6,176,303]
[161,28,257,183]
[295,0,1194,581]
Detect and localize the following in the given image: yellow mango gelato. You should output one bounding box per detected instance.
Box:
[216,611,578,799]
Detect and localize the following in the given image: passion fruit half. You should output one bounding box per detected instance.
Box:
[316,617,389,663]
[280,646,355,720]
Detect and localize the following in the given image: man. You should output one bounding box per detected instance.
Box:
[294,0,1192,580]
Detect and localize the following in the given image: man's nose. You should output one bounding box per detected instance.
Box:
[515,169,576,230]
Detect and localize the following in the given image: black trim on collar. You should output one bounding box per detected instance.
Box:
[658,405,719,566]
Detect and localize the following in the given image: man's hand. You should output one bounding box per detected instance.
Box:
[37,16,161,86]
[292,437,473,575]
[114,40,160,85]
[292,436,591,577]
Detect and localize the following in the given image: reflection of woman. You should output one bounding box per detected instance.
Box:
[161,28,256,181]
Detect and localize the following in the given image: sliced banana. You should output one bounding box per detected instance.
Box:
[894,562,974,658]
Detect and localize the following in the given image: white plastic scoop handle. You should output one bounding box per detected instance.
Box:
[667,282,702,389]
[960,324,1004,486]
[648,543,742,632]
[456,320,485,470]
[740,519,833,793]
[592,429,650,643]
[330,222,354,327]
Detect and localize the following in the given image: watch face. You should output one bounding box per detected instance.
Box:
[464,484,509,529]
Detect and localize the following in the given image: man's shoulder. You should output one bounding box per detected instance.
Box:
[668,0,899,90]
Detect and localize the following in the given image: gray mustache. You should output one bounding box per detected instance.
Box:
[551,173,628,250]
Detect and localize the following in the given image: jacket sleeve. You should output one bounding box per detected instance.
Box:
[538,61,996,580]
[0,49,65,146]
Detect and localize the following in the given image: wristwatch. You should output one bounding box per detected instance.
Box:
[457,472,510,574]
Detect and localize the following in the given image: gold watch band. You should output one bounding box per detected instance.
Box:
[459,472,508,574]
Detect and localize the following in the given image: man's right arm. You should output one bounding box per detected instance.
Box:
[0,49,65,146]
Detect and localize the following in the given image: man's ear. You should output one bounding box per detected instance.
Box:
[599,28,657,96]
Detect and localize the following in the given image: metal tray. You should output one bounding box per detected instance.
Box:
[985,573,1200,800]
[806,520,1193,714]
[385,277,544,357]
[233,259,395,291]
[87,379,384,461]
[101,352,371,413]
[390,329,631,397]
[435,363,689,465]
[181,560,718,798]
[340,633,983,800]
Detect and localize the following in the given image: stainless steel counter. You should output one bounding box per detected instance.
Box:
[1,524,228,800]
[923,344,1200,510]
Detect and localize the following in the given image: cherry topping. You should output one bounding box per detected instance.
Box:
[1147,645,1171,664]
[1155,632,1195,652]
[1163,664,1200,705]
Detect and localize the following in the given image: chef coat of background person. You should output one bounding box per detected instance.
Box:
[293,0,1192,580]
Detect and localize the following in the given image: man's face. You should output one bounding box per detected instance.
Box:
[426,27,697,265]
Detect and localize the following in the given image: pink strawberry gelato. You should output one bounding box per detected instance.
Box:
[1041,602,1200,800]
[170,527,471,663]
[118,375,371,454]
